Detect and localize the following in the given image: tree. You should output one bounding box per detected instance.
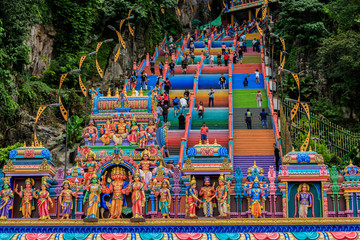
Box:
[276,0,329,47]
[318,31,360,120]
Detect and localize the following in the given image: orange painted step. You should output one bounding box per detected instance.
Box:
[233,63,261,74]
[234,129,275,155]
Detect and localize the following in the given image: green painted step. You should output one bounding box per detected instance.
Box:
[233,89,267,108]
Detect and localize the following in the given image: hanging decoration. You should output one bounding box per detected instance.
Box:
[78,56,87,97]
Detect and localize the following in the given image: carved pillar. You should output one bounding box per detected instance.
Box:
[344,192,351,217]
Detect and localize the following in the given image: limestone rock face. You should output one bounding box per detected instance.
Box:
[25,24,56,76]
[4,111,79,168]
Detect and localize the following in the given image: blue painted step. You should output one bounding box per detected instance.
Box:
[232,73,264,89]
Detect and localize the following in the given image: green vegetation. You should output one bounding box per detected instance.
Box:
[275,0,360,132]
[0,0,183,145]
[0,143,23,167]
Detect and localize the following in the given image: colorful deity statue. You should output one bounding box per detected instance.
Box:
[0,177,13,219]
[59,180,78,219]
[83,174,102,219]
[101,167,129,219]
[82,120,98,146]
[138,150,158,184]
[100,119,115,145]
[186,176,201,218]
[34,179,54,220]
[244,176,267,218]
[113,114,128,146]
[199,176,216,217]
[127,116,139,145]
[127,171,146,221]
[156,179,172,218]
[14,178,36,218]
[293,183,314,218]
[80,150,97,186]
[145,119,157,141]
[138,125,148,149]
[215,174,230,218]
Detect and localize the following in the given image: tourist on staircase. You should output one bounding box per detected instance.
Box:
[180,97,188,114]
[256,90,263,108]
[224,52,230,66]
[200,122,209,144]
[244,109,253,129]
[243,77,248,88]
[217,52,222,66]
[159,62,164,76]
[221,43,226,55]
[184,89,190,104]
[150,58,155,75]
[219,74,227,89]
[162,104,169,123]
[169,60,175,77]
[164,78,172,93]
[156,103,162,123]
[197,101,205,119]
[238,47,243,64]
[178,113,185,130]
[208,88,215,107]
[258,108,272,129]
[173,97,180,117]
[252,38,257,52]
[255,69,260,84]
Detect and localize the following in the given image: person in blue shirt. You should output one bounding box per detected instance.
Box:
[173,96,180,117]
[258,108,272,129]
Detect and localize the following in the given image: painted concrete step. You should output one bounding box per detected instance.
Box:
[234,108,273,130]
[233,155,275,176]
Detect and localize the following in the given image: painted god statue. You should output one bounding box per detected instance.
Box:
[293,183,314,218]
[127,116,139,145]
[127,171,146,221]
[138,150,158,184]
[59,180,78,219]
[138,125,148,149]
[101,167,129,219]
[244,176,267,218]
[156,179,172,218]
[186,176,201,218]
[100,119,115,145]
[14,178,36,218]
[83,174,102,219]
[80,150,97,185]
[113,114,128,146]
[82,120,98,145]
[145,119,157,141]
[199,176,215,217]
[0,178,13,219]
[34,179,54,220]
[215,174,230,218]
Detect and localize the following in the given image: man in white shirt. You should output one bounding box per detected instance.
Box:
[180,97,188,114]
[252,38,257,51]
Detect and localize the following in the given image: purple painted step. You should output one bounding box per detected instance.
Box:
[233,155,275,176]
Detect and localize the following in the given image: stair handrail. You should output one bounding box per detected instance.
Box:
[178,55,203,167]
[261,35,283,158]
[282,101,360,158]
[227,33,236,164]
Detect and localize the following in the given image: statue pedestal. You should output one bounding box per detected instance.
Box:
[216,215,231,219]
[115,108,131,113]
[83,218,98,222]
[185,216,198,219]
[130,217,145,222]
